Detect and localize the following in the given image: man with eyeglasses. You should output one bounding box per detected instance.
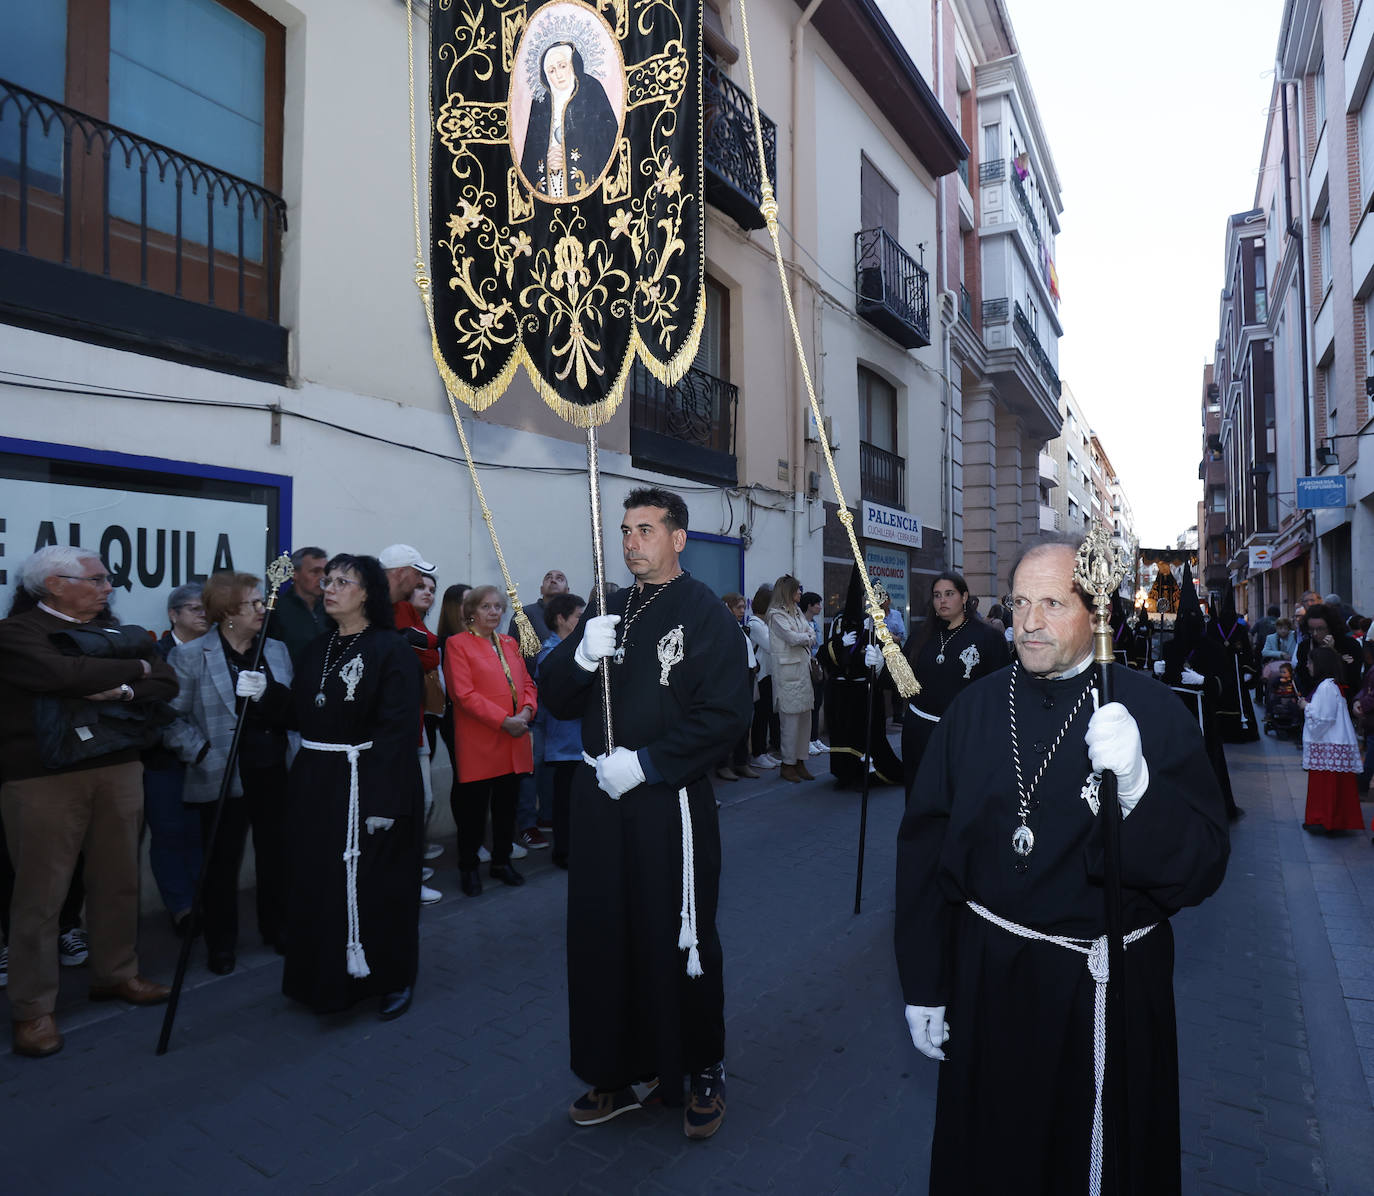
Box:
[894,533,1230,1195]
[141,584,209,936]
[0,546,178,1058]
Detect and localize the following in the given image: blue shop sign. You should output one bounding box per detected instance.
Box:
[1295,475,1348,509]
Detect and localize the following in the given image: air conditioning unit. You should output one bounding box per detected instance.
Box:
[805,411,836,449]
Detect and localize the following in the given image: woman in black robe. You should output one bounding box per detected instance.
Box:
[519,41,619,200]
[282,553,423,1020]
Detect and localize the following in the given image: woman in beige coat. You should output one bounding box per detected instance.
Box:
[766,575,817,782]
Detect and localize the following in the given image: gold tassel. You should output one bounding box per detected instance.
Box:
[507,593,542,658]
[882,638,919,699]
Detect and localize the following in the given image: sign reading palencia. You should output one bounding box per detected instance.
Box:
[861,500,922,549]
[430,0,704,426]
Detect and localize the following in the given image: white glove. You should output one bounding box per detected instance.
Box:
[1084,702,1150,814]
[842,631,858,648]
[1152,660,1166,676]
[905,1005,949,1061]
[593,746,646,800]
[235,670,267,702]
[864,643,885,671]
[574,614,621,672]
[1180,668,1205,686]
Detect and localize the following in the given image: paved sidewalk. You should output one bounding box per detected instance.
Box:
[2,737,1373,1193]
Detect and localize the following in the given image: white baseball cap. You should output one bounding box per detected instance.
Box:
[378,543,436,572]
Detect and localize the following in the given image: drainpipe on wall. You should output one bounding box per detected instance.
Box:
[789,0,826,580]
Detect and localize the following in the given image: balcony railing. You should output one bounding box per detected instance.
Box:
[959,283,974,326]
[0,78,287,378]
[629,362,738,485]
[982,297,1009,325]
[979,158,1006,184]
[1038,451,1059,485]
[1039,504,1061,532]
[854,227,930,349]
[860,441,906,510]
[703,62,777,231]
[1013,302,1062,397]
[1010,170,1042,247]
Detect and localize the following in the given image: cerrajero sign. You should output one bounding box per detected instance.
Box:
[0,440,289,632]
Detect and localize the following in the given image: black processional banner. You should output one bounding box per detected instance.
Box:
[430,0,704,426]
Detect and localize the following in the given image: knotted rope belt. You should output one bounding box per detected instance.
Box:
[301,739,375,979]
[966,900,1157,1196]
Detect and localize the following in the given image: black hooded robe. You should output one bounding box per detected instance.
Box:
[1207,616,1260,743]
[895,664,1229,1195]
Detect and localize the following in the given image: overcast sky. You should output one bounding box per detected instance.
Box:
[1006,0,1287,546]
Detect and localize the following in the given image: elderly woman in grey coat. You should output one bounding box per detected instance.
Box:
[166,569,294,975]
[767,574,817,783]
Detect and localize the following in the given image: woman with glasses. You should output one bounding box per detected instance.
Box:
[166,571,294,974]
[282,554,424,1021]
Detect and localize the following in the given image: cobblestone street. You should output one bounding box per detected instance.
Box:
[4,731,1374,1194]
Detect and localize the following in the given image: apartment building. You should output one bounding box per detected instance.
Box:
[930,0,1065,604]
[0,0,965,632]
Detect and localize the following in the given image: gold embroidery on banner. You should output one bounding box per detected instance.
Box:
[507,168,535,224]
[601,138,631,203]
[597,0,630,38]
[501,8,527,73]
[435,96,509,150]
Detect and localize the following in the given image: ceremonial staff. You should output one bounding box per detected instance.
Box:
[853,622,877,915]
[1074,526,1133,1193]
[156,553,292,1056]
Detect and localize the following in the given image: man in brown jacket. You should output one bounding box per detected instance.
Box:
[0,546,178,1057]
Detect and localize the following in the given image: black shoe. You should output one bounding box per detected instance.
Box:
[490,863,525,887]
[460,870,483,896]
[685,1062,727,1140]
[207,952,236,975]
[378,986,412,1021]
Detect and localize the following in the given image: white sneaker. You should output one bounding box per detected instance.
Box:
[509,841,529,859]
[421,866,435,881]
[749,755,777,769]
[810,740,829,755]
[761,754,782,769]
[477,845,491,862]
[420,885,443,905]
[423,843,444,860]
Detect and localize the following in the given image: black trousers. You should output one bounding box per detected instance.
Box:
[454,773,520,872]
[196,761,288,956]
[750,677,780,755]
[550,760,578,865]
[0,813,84,939]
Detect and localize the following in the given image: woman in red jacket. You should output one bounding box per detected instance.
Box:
[443,585,537,896]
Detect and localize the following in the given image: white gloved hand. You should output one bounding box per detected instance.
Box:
[574,614,621,672]
[1180,668,1205,686]
[842,631,858,648]
[1084,702,1150,814]
[593,746,646,800]
[905,1005,949,1061]
[235,670,268,702]
[864,643,885,671]
[1152,660,1166,676]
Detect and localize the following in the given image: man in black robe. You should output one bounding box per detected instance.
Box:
[1206,587,1259,743]
[540,487,751,1141]
[895,536,1229,1196]
[821,567,902,789]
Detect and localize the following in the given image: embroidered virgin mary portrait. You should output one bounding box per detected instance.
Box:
[510,4,626,203]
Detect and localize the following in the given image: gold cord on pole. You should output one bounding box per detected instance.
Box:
[406,0,540,657]
[735,0,917,698]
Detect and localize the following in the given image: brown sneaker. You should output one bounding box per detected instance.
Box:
[89,975,171,1005]
[569,1078,658,1126]
[684,1063,726,1140]
[13,1014,63,1058]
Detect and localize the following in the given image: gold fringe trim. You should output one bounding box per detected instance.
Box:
[507,592,543,657]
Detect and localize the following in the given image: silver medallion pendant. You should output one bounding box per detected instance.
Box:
[314,691,326,708]
[1011,824,1035,857]
[935,653,945,665]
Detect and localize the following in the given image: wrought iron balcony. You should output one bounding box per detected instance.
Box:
[959,283,974,326]
[0,77,287,379]
[854,227,930,349]
[1010,171,1042,247]
[859,441,905,510]
[703,62,777,231]
[979,158,1006,184]
[1013,302,1062,397]
[982,297,1009,325]
[629,362,738,486]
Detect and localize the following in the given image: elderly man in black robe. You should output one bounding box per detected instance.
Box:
[895,534,1230,1196]
[540,486,751,1142]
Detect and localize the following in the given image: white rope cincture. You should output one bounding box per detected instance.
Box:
[301,738,375,978]
[677,787,702,978]
[966,900,1156,1196]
